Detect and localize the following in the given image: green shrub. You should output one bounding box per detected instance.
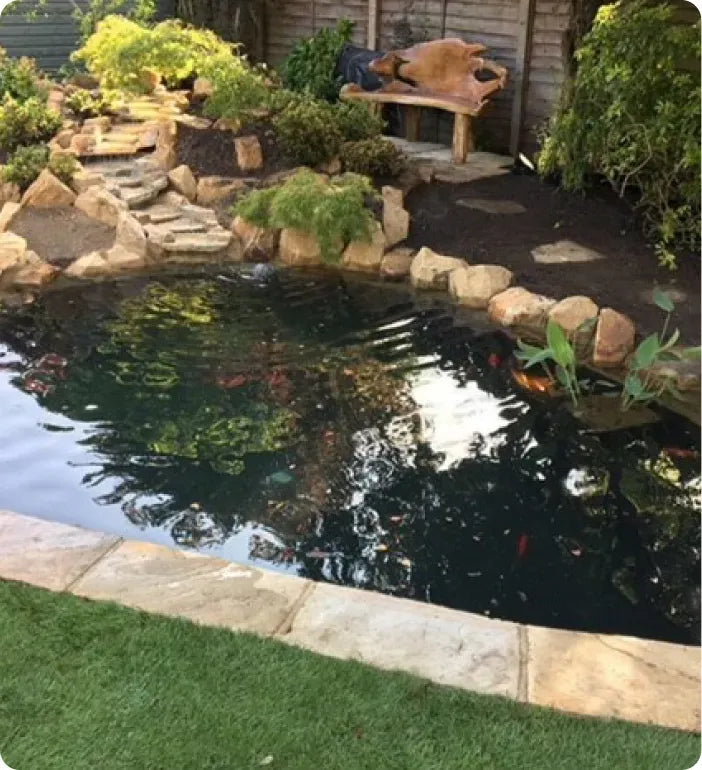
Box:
[282,20,354,101]
[334,102,385,141]
[2,145,79,189]
[0,96,62,152]
[200,52,271,125]
[273,99,343,166]
[233,169,378,262]
[0,48,45,102]
[65,88,114,118]
[538,0,700,268]
[73,0,156,43]
[341,137,405,177]
[73,16,234,92]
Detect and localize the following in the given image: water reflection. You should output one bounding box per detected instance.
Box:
[0,269,698,643]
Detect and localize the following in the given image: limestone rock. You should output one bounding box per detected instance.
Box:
[197,176,247,205]
[10,260,59,290]
[138,68,161,92]
[343,221,386,273]
[382,186,404,208]
[0,202,21,233]
[54,128,76,149]
[548,296,599,335]
[319,157,342,175]
[383,202,410,248]
[160,190,188,207]
[410,247,464,289]
[488,287,556,330]
[192,77,214,101]
[232,215,279,261]
[21,170,77,208]
[223,236,244,263]
[71,169,106,194]
[167,165,197,202]
[213,117,240,131]
[279,228,323,267]
[449,264,514,309]
[0,179,20,206]
[115,212,147,257]
[82,116,111,133]
[64,252,110,279]
[235,135,263,172]
[105,245,146,271]
[74,187,127,227]
[69,133,96,155]
[154,120,178,171]
[0,232,27,272]
[380,247,415,280]
[592,308,636,368]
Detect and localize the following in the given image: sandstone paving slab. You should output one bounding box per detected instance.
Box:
[0,510,119,591]
[71,539,308,636]
[527,625,701,732]
[283,582,520,698]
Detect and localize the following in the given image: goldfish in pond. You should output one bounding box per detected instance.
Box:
[23,377,53,396]
[37,353,67,369]
[511,369,554,395]
[663,447,699,460]
[487,353,502,368]
[517,534,529,559]
[215,374,248,389]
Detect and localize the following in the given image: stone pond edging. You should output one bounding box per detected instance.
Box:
[0,508,699,733]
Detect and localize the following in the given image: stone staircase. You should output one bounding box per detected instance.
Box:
[83,158,169,209]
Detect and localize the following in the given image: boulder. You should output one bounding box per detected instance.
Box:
[21,169,77,208]
[382,186,404,208]
[105,245,146,271]
[137,68,161,92]
[232,215,279,261]
[82,116,111,133]
[71,169,106,194]
[235,135,264,172]
[592,308,636,368]
[548,296,599,335]
[64,252,110,279]
[383,201,410,248]
[0,202,21,233]
[115,212,148,257]
[167,165,197,202]
[409,247,464,289]
[69,133,96,154]
[160,190,188,207]
[74,187,127,227]
[279,228,323,267]
[380,247,415,280]
[0,179,20,206]
[197,176,247,205]
[488,287,556,330]
[0,232,27,272]
[54,128,76,149]
[154,120,178,171]
[319,157,342,175]
[449,264,514,309]
[192,77,214,101]
[342,221,385,273]
[10,260,59,290]
[224,236,244,262]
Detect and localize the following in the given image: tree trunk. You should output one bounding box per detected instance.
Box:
[176,0,266,61]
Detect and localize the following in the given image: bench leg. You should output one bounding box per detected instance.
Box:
[404,106,422,142]
[452,114,475,163]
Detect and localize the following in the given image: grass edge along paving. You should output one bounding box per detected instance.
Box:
[0,579,698,770]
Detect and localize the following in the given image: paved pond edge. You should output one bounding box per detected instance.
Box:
[1,509,699,733]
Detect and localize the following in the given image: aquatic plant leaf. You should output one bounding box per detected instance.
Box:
[658,328,680,352]
[633,333,660,369]
[653,287,675,313]
[546,320,574,367]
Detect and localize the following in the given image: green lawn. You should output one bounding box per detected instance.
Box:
[0,580,698,770]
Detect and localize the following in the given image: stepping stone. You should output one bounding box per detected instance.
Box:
[456,198,526,215]
[169,221,208,234]
[146,207,183,224]
[161,230,232,253]
[532,239,605,264]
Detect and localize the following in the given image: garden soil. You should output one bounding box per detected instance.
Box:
[11,207,115,266]
[406,172,701,344]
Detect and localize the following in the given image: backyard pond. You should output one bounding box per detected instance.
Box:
[0,268,699,644]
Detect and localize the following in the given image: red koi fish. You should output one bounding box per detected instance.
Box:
[663,447,699,460]
[216,374,248,389]
[517,534,529,559]
[487,353,502,368]
[37,353,68,369]
[23,377,53,396]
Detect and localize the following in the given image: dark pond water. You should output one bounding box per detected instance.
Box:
[0,268,699,644]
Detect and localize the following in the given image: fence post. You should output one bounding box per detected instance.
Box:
[509,0,536,158]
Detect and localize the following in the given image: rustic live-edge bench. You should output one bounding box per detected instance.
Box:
[339,38,508,165]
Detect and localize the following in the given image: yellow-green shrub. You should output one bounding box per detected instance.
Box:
[341,137,405,177]
[200,52,271,125]
[2,145,79,190]
[0,96,62,152]
[72,16,233,91]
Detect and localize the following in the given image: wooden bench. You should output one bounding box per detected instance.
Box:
[339,39,508,165]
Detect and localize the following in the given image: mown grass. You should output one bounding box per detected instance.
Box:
[0,580,698,769]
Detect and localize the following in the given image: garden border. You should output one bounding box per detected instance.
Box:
[0,509,699,734]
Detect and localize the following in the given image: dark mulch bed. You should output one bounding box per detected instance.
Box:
[11,207,115,266]
[176,120,288,179]
[406,172,701,343]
